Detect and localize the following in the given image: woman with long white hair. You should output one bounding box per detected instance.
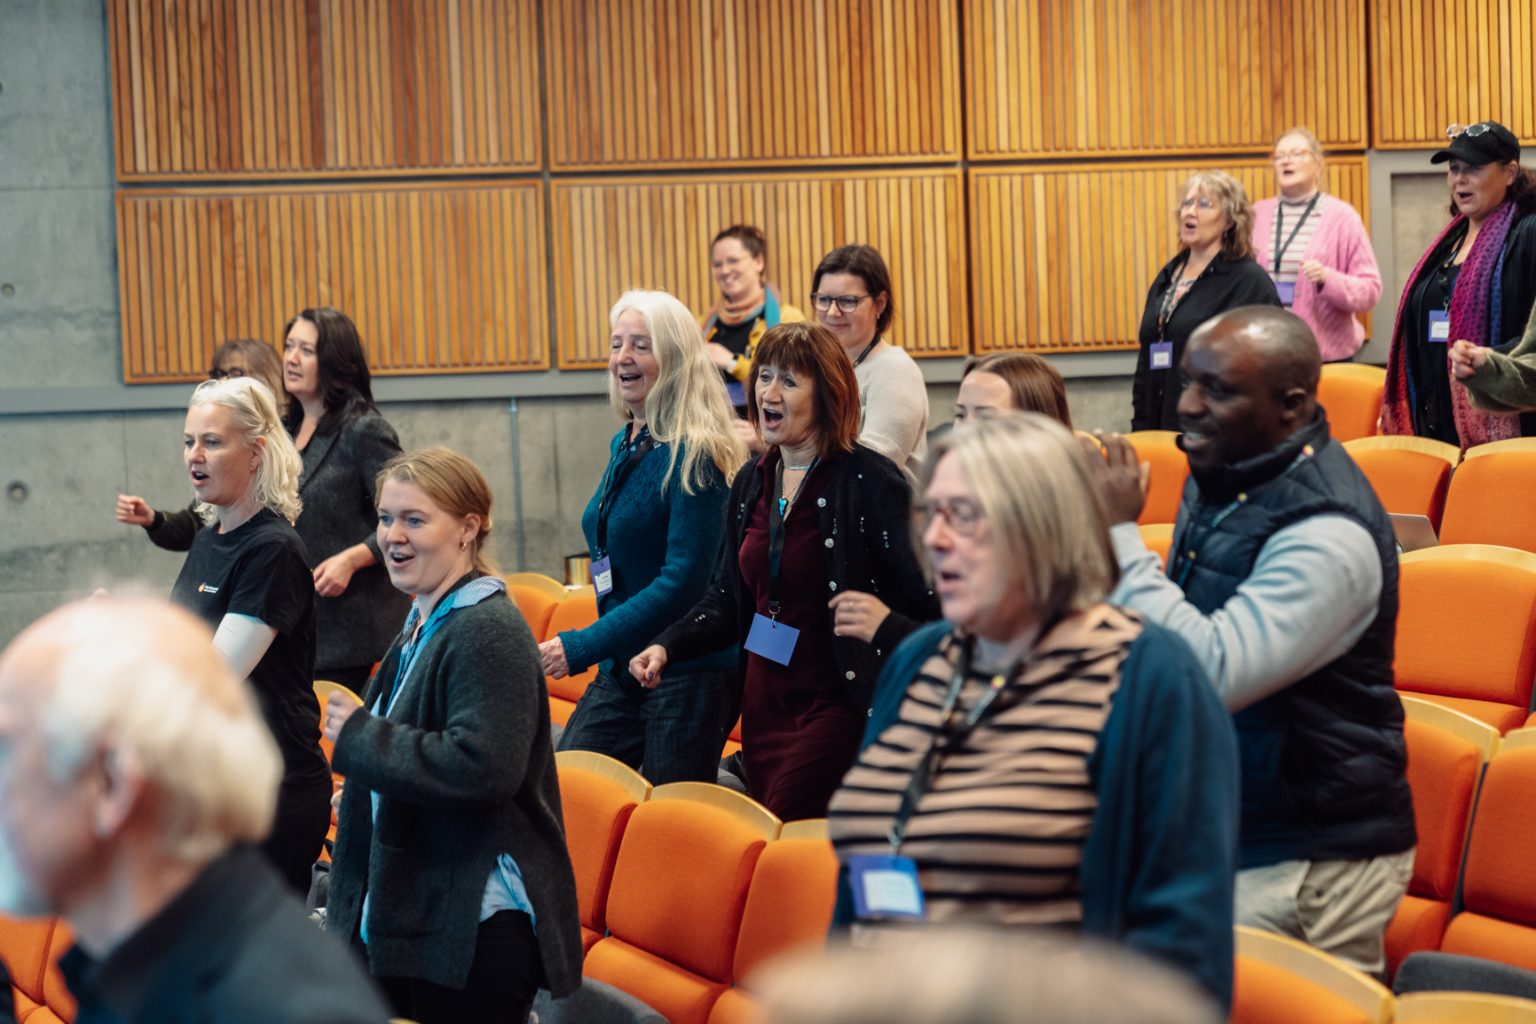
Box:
[168,376,331,893]
[541,290,747,782]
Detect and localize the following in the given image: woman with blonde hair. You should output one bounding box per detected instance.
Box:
[1133,171,1280,429]
[324,446,582,1023]
[1252,127,1381,362]
[168,376,331,893]
[828,414,1239,1008]
[543,290,748,783]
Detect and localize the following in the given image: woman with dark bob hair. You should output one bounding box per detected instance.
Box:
[280,307,410,691]
[630,322,939,820]
[811,244,930,482]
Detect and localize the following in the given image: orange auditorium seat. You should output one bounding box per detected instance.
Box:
[1394,546,1536,733]
[708,835,838,1024]
[1438,744,1536,972]
[721,717,742,759]
[1124,431,1189,525]
[1138,522,1175,569]
[546,586,601,722]
[1440,442,1536,552]
[555,751,651,953]
[508,583,562,643]
[1230,926,1391,1024]
[1317,363,1386,442]
[0,915,74,1024]
[1384,697,1499,978]
[1342,436,1457,531]
[584,785,775,1024]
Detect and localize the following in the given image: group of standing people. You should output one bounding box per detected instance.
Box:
[1135,120,1536,449]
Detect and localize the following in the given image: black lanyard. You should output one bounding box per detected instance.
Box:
[594,425,654,557]
[887,638,1022,852]
[853,334,881,367]
[766,456,819,618]
[1272,193,1321,274]
[1157,254,1212,341]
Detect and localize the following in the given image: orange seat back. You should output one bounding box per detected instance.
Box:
[1230,957,1375,1024]
[1317,364,1386,442]
[547,587,601,704]
[509,584,562,642]
[732,839,837,988]
[1440,747,1536,971]
[1395,552,1536,716]
[0,915,74,1022]
[1441,452,1536,551]
[557,764,641,949]
[1348,448,1451,530]
[1124,431,1189,525]
[1138,522,1174,569]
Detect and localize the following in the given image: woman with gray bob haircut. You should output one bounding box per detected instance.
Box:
[168,376,332,893]
[827,413,1241,1008]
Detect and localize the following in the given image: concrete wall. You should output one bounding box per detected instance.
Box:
[0,0,1453,647]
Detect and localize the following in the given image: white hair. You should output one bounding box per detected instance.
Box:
[188,377,303,523]
[37,603,281,860]
[606,289,747,495]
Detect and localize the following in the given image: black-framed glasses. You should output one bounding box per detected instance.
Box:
[208,367,247,380]
[1446,122,1494,140]
[917,498,985,538]
[810,293,871,314]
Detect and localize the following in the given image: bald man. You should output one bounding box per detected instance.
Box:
[1091,306,1414,978]
[0,598,389,1024]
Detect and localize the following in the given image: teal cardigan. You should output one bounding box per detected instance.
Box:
[836,617,1240,1010]
[559,430,737,677]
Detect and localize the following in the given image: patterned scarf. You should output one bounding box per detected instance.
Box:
[1382,200,1521,448]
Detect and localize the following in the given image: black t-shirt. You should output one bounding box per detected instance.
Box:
[1406,258,1462,445]
[170,508,329,785]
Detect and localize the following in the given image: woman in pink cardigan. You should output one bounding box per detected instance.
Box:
[1251,127,1382,362]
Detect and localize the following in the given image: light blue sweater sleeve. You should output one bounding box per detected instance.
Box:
[1107,515,1382,712]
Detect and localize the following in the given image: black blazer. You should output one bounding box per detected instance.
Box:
[1132,253,1281,430]
[145,408,409,673]
[655,444,939,710]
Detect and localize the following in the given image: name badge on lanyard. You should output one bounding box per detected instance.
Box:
[847,853,926,920]
[745,612,799,666]
[1428,309,1451,343]
[590,556,614,596]
[1149,341,1174,370]
[1275,279,1296,307]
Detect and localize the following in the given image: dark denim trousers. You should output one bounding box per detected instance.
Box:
[557,666,729,784]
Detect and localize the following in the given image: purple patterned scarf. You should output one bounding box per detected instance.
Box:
[1382,199,1521,447]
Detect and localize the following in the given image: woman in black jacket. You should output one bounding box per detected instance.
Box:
[630,323,939,821]
[1132,171,1281,430]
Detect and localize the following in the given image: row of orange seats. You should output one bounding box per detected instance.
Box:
[505,574,600,725]
[556,751,836,1024]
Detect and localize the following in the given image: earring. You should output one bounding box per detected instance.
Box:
[460,539,468,552]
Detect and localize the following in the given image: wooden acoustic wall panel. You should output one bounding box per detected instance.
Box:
[545,0,961,170]
[966,0,1367,159]
[116,182,548,382]
[969,157,1368,353]
[551,170,967,367]
[1371,0,1536,148]
[107,0,542,180]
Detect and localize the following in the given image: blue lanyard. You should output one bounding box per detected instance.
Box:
[377,599,457,718]
[1170,446,1315,590]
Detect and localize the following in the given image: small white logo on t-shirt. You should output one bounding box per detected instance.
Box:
[197,582,219,594]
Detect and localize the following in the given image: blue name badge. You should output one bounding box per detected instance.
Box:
[1275,279,1296,307]
[590,556,614,597]
[744,612,799,666]
[1149,341,1174,371]
[847,853,926,921]
[1428,309,1451,343]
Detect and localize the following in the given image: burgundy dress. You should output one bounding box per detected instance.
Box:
[737,458,867,820]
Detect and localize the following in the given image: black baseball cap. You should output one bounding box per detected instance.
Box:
[1431,121,1521,165]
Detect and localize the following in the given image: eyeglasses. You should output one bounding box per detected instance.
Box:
[810,293,871,314]
[208,367,247,379]
[1446,122,1494,140]
[1271,148,1313,163]
[917,498,985,538]
[1179,195,1217,211]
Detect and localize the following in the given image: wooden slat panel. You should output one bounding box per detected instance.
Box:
[969,157,1370,353]
[966,0,1368,158]
[1371,0,1536,149]
[550,170,968,367]
[544,0,961,170]
[116,182,549,381]
[107,0,542,179]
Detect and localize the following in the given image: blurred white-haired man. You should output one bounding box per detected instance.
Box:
[0,597,388,1024]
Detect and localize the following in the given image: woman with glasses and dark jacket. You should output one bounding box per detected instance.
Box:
[810,244,930,483]
[629,322,939,822]
[1384,121,1536,448]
